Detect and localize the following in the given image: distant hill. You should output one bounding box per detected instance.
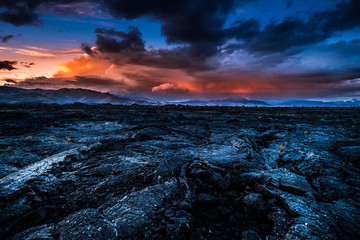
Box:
[0,86,152,105]
[174,98,269,106]
[0,93,60,104]
[0,86,28,97]
[34,88,136,104]
[0,86,359,106]
[279,99,360,107]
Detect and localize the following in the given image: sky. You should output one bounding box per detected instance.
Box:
[0,0,359,100]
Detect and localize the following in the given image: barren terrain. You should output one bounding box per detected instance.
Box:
[0,105,359,239]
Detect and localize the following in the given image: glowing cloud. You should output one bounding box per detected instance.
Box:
[16,49,57,57]
[152,83,189,93]
[15,46,82,58]
[55,55,111,77]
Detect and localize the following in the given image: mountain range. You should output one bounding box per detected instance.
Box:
[0,86,151,105]
[172,98,269,106]
[0,86,359,106]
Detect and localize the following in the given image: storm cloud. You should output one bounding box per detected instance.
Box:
[0,3,41,26]
[1,0,359,58]
[0,0,242,56]
[230,0,360,54]
[86,26,215,71]
[94,26,145,54]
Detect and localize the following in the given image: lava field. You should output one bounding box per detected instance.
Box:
[0,105,359,240]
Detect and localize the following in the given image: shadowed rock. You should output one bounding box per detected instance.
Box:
[0,105,359,239]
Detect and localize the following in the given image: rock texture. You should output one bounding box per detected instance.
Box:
[0,105,359,239]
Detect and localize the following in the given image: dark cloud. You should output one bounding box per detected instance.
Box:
[12,76,55,87]
[189,65,360,99]
[94,26,145,54]
[227,18,260,43]
[286,0,292,9]
[88,0,243,66]
[134,46,214,71]
[93,0,359,60]
[80,43,95,55]
[0,0,244,64]
[0,34,14,42]
[231,0,360,54]
[1,0,359,60]
[0,0,241,43]
[4,79,17,84]
[248,18,326,53]
[349,38,360,44]
[65,75,126,88]
[96,0,247,64]
[271,68,360,98]
[278,67,360,86]
[20,62,35,68]
[314,0,360,34]
[38,2,105,18]
[99,0,241,44]
[0,61,17,71]
[0,3,42,26]
[1,0,359,99]
[88,26,214,71]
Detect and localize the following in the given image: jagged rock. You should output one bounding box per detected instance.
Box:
[337,145,360,163]
[210,171,223,184]
[99,179,179,238]
[218,174,231,190]
[0,106,359,240]
[243,192,269,215]
[197,193,219,204]
[244,168,315,198]
[56,209,118,240]
[8,224,55,240]
[260,148,279,169]
[242,230,261,240]
[267,208,288,236]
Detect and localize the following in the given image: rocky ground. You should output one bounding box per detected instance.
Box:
[0,105,359,240]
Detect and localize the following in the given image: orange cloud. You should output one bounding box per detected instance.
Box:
[7,46,351,100]
[152,83,189,93]
[16,49,57,57]
[55,55,112,77]
[53,54,199,93]
[24,46,50,51]
[15,46,82,58]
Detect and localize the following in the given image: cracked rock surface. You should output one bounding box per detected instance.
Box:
[0,105,359,239]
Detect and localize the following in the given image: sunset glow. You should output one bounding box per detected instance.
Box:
[0,0,359,100]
